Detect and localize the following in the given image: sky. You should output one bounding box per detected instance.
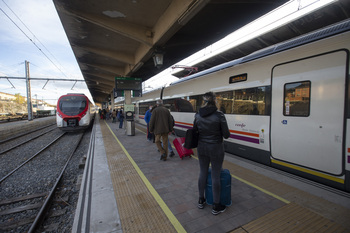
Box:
[0,0,335,106]
[0,0,89,105]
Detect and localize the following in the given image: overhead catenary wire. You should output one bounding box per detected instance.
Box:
[0,1,70,79]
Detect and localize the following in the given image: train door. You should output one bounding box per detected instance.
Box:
[270,51,347,175]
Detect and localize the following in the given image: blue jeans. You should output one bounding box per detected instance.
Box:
[161,141,173,152]
[147,123,153,140]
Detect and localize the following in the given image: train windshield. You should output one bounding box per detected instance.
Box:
[59,96,87,116]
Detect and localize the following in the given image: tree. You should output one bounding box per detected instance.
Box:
[15,93,25,104]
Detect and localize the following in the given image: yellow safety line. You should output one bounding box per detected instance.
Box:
[105,123,186,233]
[137,127,289,204]
[190,156,290,204]
[230,173,290,204]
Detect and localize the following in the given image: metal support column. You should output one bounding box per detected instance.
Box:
[124,90,135,136]
[25,60,33,121]
[111,92,115,109]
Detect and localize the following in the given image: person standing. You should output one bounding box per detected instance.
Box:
[118,109,124,129]
[106,108,110,120]
[194,92,230,215]
[144,106,153,141]
[149,99,174,161]
[112,109,117,123]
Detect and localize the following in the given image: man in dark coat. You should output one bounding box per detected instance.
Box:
[149,99,174,161]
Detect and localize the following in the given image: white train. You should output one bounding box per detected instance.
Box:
[132,19,350,192]
[56,93,95,131]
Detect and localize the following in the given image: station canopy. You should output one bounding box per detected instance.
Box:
[53,0,350,104]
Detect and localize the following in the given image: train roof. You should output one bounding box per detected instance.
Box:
[64,93,87,96]
[171,18,350,86]
[58,93,94,105]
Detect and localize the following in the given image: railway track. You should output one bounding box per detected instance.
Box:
[0,123,56,144]
[0,114,55,124]
[0,127,89,232]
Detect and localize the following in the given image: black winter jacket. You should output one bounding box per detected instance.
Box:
[194,106,230,144]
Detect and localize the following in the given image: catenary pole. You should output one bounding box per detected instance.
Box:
[25,60,33,121]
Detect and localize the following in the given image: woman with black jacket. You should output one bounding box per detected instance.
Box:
[193,92,230,215]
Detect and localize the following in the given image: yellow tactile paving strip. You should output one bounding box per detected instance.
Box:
[222,160,350,230]
[230,202,348,233]
[100,120,182,233]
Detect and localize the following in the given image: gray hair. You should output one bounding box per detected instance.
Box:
[156,99,163,105]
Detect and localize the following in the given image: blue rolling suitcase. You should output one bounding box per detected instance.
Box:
[205,168,232,206]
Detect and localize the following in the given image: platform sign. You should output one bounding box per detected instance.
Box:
[115,77,142,91]
[124,104,134,112]
[114,89,141,98]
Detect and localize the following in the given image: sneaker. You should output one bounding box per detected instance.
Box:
[198,197,206,209]
[212,203,226,215]
[169,151,175,157]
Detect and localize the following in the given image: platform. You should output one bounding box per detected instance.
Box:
[73,116,350,232]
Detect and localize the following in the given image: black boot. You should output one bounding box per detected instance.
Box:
[212,203,226,215]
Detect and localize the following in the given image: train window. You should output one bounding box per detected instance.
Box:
[59,96,87,116]
[188,95,202,112]
[216,86,270,115]
[139,101,156,115]
[216,91,234,114]
[164,98,196,112]
[163,99,176,111]
[284,81,310,117]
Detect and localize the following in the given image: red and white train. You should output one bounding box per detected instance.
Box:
[56,93,95,131]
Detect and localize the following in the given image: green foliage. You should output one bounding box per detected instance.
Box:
[15,93,25,104]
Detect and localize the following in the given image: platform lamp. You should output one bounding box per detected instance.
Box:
[152,49,164,69]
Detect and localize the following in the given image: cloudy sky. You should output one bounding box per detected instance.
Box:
[0,0,90,105]
[0,0,332,106]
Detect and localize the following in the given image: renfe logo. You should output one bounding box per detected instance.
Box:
[235,123,246,128]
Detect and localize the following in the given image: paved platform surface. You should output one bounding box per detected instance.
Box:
[81,116,350,233]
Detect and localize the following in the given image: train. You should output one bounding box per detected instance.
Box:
[56,93,95,131]
[131,19,350,192]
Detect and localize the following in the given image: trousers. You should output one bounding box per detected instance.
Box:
[155,133,169,158]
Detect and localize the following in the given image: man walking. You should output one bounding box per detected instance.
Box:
[149,99,174,161]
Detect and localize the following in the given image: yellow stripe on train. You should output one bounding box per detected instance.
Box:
[271,159,344,184]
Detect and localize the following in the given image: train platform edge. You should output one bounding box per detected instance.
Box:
[73,116,350,233]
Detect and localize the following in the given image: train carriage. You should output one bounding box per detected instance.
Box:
[132,19,350,192]
[56,93,95,131]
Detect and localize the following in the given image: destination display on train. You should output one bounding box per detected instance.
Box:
[229,73,247,84]
[115,77,142,91]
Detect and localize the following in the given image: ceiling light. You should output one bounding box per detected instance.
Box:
[153,50,164,69]
[102,10,126,18]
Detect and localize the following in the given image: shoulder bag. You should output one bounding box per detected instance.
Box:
[184,128,199,149]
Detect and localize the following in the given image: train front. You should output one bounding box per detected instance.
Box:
[56,94,91,130]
